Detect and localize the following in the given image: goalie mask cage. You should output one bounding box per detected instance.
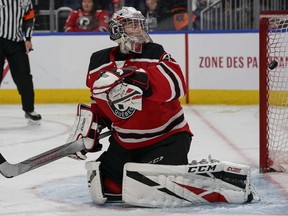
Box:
[259,11,288,173]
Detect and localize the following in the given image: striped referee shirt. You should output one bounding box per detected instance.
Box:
[0,0,35,42]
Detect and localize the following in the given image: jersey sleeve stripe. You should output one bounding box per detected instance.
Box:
[156,65,177,101]
[88,62,114,76]
[159,62,186,99]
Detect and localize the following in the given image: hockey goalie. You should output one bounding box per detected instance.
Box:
[66,6,260,207]
[68,103,260,207]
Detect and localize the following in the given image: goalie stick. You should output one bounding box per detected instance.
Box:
[0,131,111,178]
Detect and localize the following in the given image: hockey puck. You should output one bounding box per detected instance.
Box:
[268,60,278,70]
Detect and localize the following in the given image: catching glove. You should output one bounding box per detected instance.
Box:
[124,68,152,97]
[92,67,152,97]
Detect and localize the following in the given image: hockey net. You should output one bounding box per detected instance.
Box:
[259,11,288,173]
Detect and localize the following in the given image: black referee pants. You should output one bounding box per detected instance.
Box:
[0,38,35,113]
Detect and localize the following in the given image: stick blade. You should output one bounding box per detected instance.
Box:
[0,153,13,178]
[0,153,7,164]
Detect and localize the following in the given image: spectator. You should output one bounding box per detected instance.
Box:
[145,0,159,30]
[154,0,196,31]
[170,0,190,30]
[144,0,174,31]
[0,0,42,123]
[64,0,109,32]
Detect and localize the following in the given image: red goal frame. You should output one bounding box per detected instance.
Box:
[259,10,288,173]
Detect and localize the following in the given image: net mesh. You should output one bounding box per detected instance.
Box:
[266,15,288,172]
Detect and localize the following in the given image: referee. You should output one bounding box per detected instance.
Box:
[0,0,41,123]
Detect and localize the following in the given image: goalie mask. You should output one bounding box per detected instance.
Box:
[109,7,152,54]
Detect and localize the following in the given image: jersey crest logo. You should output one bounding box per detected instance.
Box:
[108,102,136,119]
[107,83,142,119]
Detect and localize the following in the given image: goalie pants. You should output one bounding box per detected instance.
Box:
[0,38,35,113]
[97,131,192,191]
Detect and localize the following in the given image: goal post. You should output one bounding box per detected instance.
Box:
[259,11,288,173]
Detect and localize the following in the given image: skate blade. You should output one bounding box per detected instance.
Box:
[27,119,41,126]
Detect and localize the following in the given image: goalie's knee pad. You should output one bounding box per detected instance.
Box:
[85,161,107,204]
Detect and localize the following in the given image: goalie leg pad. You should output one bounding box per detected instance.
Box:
[85,161,107,204]
[122,161,259,208]
[85,161,123,204]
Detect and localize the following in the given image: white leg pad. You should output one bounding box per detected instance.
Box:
[85,161,107,204]
[123,161,259,208]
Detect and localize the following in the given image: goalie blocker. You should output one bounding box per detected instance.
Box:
[66,104,103,160]
[85,159,260,207]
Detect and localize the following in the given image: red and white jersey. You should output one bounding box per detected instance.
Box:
[64,9,109,32]
[86,43,192,149]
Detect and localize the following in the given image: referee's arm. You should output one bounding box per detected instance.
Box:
[22,6,35,42]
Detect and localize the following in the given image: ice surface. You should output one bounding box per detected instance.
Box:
[0,104,288,216]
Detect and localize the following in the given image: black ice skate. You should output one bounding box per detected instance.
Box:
[25,111,42,125]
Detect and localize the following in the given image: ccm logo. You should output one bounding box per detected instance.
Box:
[227,167,241,173]
[188,165,217,173]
